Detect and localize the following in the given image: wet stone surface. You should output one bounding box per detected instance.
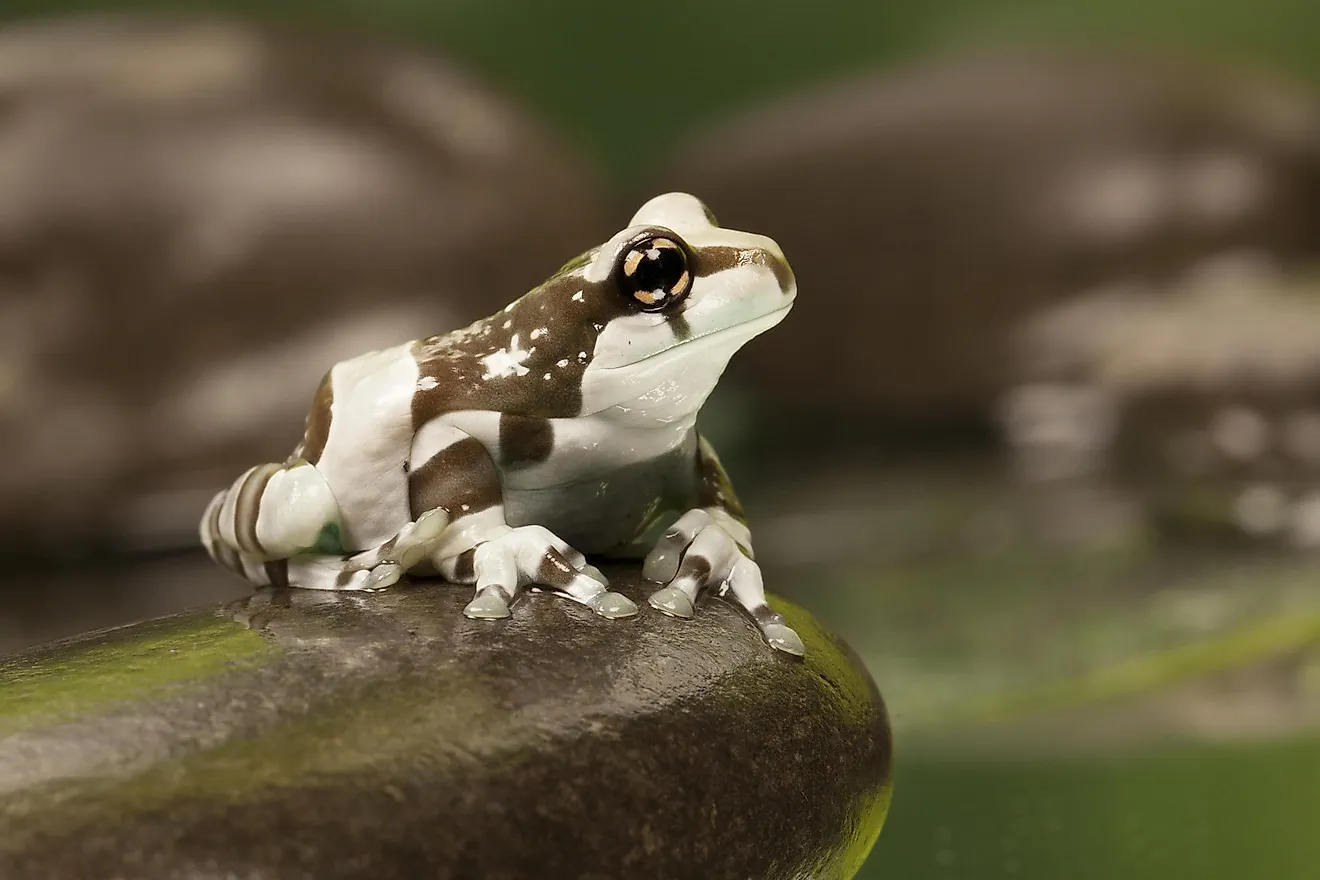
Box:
[0,564,892,880]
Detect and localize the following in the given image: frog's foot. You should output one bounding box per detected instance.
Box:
[643,510,805,657]
[455,525,635,621]
[283,557,405,592]
[343,509,451,572]
[251,510,451,593]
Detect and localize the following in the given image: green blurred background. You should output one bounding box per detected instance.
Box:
[3,1,1320,877]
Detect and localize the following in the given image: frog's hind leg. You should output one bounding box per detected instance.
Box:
[202,459,352,589]
[203,460,342,558]
[283,508,451,591]
[203,469,449,592]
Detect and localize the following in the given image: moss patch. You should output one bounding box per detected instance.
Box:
[127,677,500,796]
[0,673,504,848]
[0,613,274,733]
[772,593,877,727]
[770,592,894,879]
[834,778,895,879]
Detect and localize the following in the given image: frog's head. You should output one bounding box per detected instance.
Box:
[569,192,796,423]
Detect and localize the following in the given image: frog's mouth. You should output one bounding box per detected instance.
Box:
[633,301,792,367]
[681,303,792,350]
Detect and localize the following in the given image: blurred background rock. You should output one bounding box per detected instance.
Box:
[653,50,1320,449]
[0,14,608,560]
[1,2,1319,878]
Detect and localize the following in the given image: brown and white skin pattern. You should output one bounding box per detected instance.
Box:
[201,193,805,655]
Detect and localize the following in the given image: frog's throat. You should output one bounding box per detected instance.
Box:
[578,303,792,421]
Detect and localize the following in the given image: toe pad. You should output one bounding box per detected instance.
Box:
[648,586,695,620]
[464,591,511,620]
[592,591,639,619]
[762,623,805,657]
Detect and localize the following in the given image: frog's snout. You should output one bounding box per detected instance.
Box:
[755,242,796,298]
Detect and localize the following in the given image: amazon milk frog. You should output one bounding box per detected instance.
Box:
[201,192,804,655]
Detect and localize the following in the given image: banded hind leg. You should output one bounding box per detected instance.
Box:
[201,460,445,591]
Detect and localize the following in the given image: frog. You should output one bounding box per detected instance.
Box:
[200,192,804,656]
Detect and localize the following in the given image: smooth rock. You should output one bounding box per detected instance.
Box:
[0,14,609,556]
[0,565,892,879]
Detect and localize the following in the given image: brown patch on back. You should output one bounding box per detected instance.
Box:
[407,230,794,430]
[499,414,555,467]
[411,270,629,427]
[300,372,335,465]
[408,437,502,520]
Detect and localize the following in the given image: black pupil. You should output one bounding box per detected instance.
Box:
[631,241,685,296]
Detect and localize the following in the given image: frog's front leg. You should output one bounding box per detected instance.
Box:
[411,425,637,622]
[643,438,805,657]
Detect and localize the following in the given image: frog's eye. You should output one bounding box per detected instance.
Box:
[615,234,693,312]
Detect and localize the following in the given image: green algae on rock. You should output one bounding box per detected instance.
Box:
[0,614,273,734]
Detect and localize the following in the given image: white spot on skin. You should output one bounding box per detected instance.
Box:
[481,334,532,380]
[572,291,584,302]
[543,373,552,380]
[418,375,438,391]
[531,327,546,340]
[503,320,512,330]
[557,359,569,368]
